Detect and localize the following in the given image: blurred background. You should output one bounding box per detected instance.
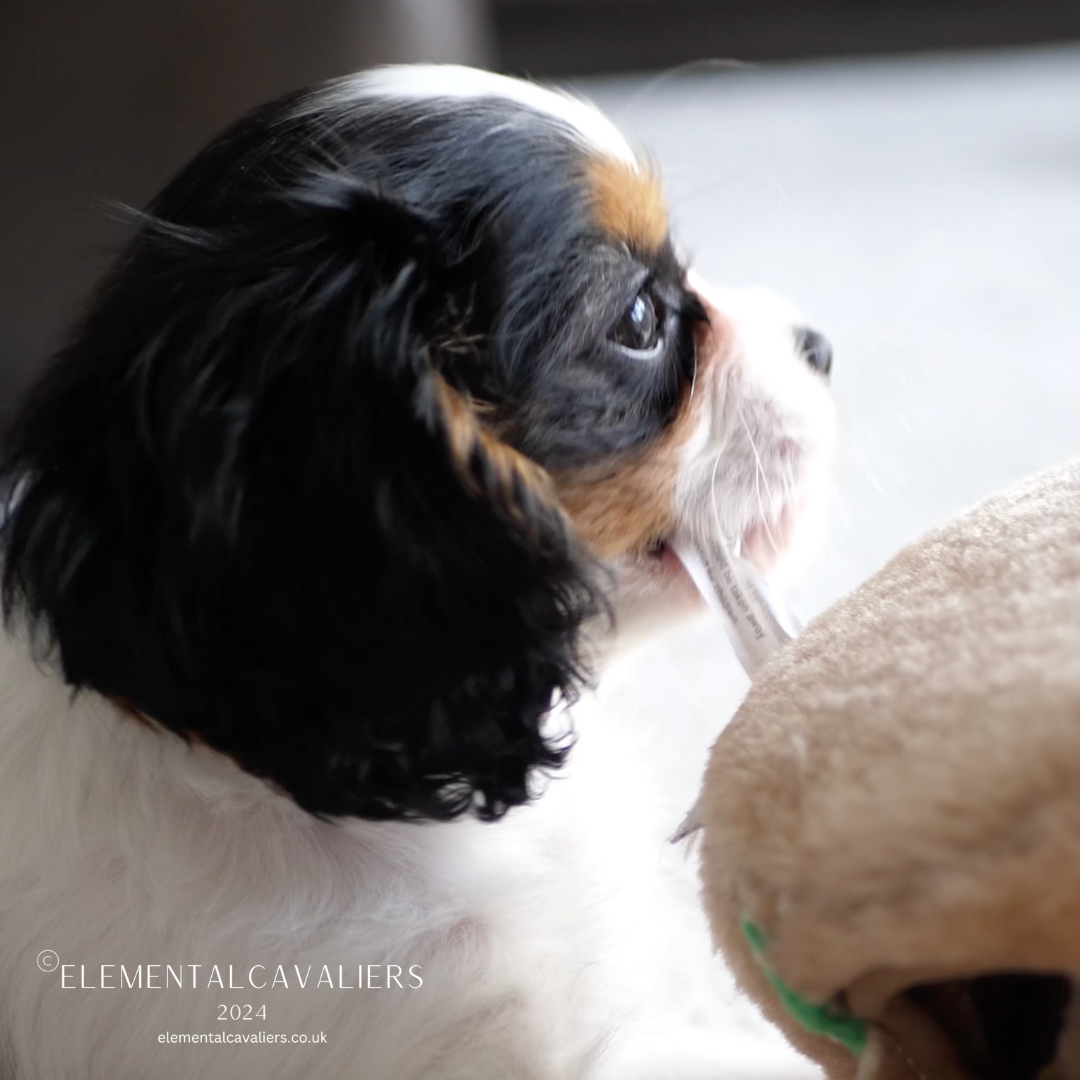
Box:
[3,4,1077,1068]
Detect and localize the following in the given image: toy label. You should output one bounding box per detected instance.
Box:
[672,537,799,676]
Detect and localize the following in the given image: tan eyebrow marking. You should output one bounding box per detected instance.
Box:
[586,156,668,255]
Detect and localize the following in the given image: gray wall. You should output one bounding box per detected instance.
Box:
[0,0,491,418]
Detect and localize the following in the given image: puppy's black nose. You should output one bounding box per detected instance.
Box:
[795,327,833,377]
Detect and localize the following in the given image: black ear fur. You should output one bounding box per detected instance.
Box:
[0,161,605,821]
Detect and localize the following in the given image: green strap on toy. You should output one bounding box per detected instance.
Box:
[741,920,868,1056]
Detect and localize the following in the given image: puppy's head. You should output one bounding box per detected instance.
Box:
[0,66,834,821]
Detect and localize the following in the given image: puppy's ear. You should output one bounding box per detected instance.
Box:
[1,169,605,821]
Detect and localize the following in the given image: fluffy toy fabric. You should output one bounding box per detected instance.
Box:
[698,458,1080,1080]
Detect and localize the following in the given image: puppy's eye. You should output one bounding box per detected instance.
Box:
[608,290,663,358]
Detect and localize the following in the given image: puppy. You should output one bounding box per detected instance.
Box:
[0,66,835,1079]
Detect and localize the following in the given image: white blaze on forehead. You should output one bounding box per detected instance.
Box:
[314,64,639,168]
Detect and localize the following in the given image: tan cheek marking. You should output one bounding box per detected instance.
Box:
[587,156,668,253]
[552,384,707,559]
[432,375,561,536]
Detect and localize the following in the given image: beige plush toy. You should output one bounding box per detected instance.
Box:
[698,459,1080,1080]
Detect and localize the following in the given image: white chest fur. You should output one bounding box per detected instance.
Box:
[0,627,811,1080]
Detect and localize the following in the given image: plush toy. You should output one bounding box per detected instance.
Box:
[697,459,1080,1080]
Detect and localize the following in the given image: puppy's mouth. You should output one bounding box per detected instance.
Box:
[644,504,798,583]
[645,526,803,677]
[645,538,687,575]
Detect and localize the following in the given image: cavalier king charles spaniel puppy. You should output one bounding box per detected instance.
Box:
[0,66,835,1079]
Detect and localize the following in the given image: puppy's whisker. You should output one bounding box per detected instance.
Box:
[738,404,781,553]
[707,444,735,548]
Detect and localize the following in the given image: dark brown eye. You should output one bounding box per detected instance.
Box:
[608,290,663,358]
